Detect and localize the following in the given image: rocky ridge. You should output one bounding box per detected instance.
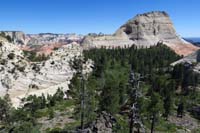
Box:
[82,11,199,56]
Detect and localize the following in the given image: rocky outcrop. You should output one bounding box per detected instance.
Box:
[80,112,116,133]
[82,11,199,56]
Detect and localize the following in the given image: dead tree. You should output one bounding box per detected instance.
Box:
[129,70,145,133]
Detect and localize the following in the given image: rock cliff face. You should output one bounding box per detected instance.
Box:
[82,11,199,56]
[116,11,178,46]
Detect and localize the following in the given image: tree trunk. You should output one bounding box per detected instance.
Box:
[129,112,134,133]
[81,78,85,130]
[151,114,155,133]
[137,128,140,133]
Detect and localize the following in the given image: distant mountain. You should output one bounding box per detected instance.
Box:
[0,31,84,54]
[0,31,83,46]
[82,11,199,56]
[184,38,200,46]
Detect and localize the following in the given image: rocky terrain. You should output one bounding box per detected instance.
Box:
[81,112,117,133]
[0,36,92,107]
[82,11,199,56]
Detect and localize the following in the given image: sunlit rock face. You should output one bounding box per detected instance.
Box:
[82,11,199,56]
[116,11,178,46]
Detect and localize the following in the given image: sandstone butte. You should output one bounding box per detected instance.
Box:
[82,11,199,56]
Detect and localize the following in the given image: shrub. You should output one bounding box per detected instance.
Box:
[0,59,7,65]
[0,42,3,47]
[48,108,54,119]
[6,36,12,42]
[23,51,49,62]
[7,53,15,60]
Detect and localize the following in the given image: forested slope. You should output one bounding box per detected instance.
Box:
[0,44,199,132]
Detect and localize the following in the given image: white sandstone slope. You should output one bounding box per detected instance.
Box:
[82,34,134,49]
[0,37,93,107]
[82,11,199,56]
[0,37,26,96]
[171,50,200,74]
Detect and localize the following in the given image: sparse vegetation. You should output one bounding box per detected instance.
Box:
[23,50,49,62]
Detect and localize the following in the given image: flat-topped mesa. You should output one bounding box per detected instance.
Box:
[82,11,199,56]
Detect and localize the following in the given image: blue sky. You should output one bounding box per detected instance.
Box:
[0,0,199,37]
